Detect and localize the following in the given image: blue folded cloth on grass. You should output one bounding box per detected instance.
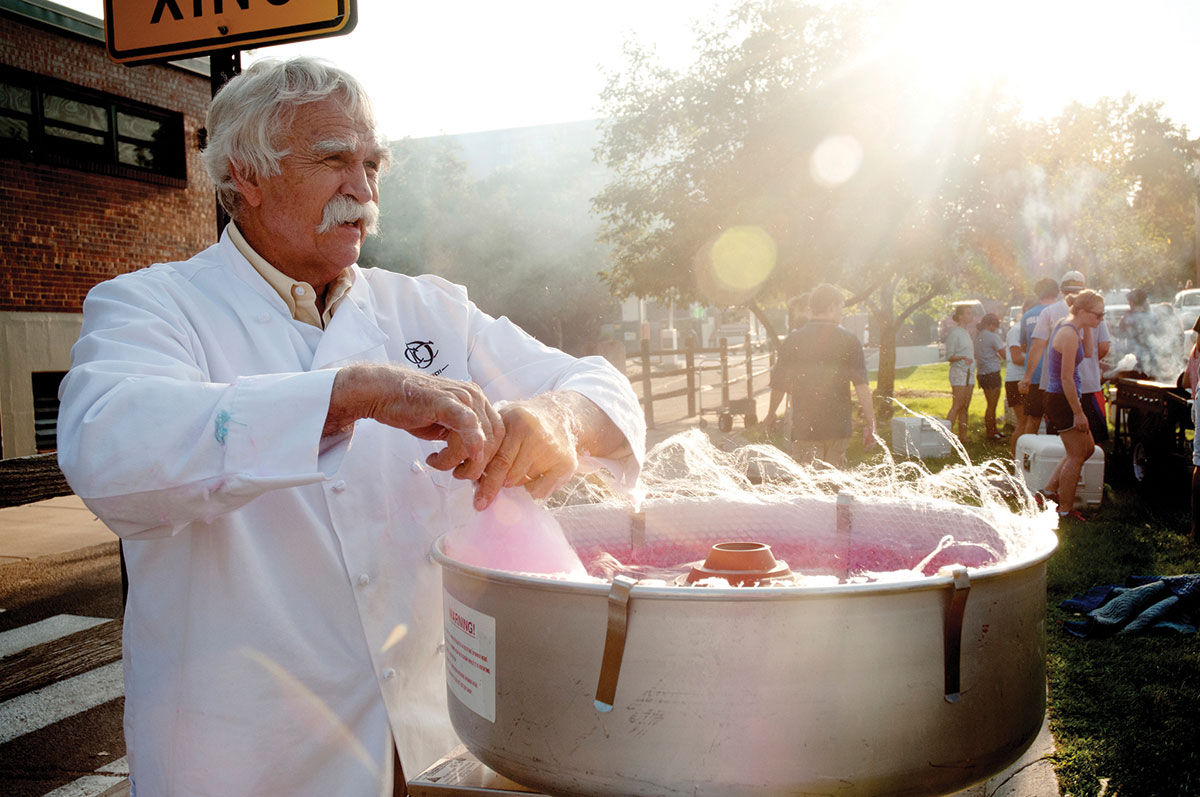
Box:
[1059,574,1200,638]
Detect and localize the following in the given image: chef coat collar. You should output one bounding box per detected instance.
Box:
[227,222,356,329]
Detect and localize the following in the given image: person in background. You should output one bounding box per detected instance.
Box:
[975,312,1007,440]
[945,304,976,443]
[766,283,876,467]
[55,57,644,796]
[1120,288,1154,377]
[1037,290,1105,521]
[1151,302,1186,380]
[1006,297,1037,456]
[1185,315,1200,542]
[1016,278,1061,441]
[1022,271,1110,447]
[787,291,811,332]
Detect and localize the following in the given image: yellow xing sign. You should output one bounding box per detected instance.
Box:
[105,0,356,64]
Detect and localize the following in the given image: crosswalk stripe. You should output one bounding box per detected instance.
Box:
[0,660,123,745]
[40,774,126,797]
[39,756,129,797]
[0,615,108,658]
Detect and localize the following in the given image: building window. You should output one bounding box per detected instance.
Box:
[32,372,66,453]
[0,67,186,185]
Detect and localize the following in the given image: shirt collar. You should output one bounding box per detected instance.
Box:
[227,222,356,329]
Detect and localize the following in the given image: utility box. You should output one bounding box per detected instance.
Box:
[659,327,680,367]
[1016,434,1105,508]
[890,416,953,459]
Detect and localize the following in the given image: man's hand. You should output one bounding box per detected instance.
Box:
[474,396,580,510]
[326,363,504,481]
[861,422,877,450]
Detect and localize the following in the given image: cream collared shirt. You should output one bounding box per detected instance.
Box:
[227,222,355,329]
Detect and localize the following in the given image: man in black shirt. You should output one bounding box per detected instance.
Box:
[766,283,877,467]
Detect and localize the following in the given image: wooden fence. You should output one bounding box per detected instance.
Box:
[626,336,776,430]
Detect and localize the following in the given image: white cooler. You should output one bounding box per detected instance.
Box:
[1016,434,1105,508]
[890,416,953,459]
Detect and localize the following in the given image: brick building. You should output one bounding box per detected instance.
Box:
[0,0,215,457]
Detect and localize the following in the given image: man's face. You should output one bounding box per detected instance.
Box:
[250,98,385,288]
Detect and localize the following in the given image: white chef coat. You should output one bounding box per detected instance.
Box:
[56,231,645,796]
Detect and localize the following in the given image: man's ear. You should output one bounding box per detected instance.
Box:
[228,160,263,208]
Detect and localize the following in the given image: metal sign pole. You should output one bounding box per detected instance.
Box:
[208,48,241,238]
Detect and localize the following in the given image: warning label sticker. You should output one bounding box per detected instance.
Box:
[443,591,496,723]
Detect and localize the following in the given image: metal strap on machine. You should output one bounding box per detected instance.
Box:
[594,574,637,712]
[836,493,853,581]
[630,511,646,551]
[943,566,971,703]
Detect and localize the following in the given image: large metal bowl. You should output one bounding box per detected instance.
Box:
[433,495,1056,796]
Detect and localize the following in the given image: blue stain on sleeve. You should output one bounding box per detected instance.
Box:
[214,410,247,445]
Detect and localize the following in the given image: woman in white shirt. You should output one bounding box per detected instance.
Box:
[945,304,976,443]
[975,313,1008,441]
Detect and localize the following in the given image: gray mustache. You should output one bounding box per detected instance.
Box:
[316,195,379,235]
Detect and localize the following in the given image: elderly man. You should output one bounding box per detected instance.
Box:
[56,58,644,796]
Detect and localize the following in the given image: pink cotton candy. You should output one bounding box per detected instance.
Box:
[444,488,587,577]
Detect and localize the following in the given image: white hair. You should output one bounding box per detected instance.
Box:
[201,56,390,218]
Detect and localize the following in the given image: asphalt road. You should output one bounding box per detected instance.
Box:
[0,542,126,797]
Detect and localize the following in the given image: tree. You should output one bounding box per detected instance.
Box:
[363,128,618,355]
[593,0,1010,410]
[958,97,1200,300]
[595,0,1200,417]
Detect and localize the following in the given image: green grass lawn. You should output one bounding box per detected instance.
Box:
[860,363,1200,796]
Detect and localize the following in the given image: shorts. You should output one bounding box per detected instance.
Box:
[794,438,850,468]
[1005,381,1024,409]
[1083,392,1109,443]
[949,366,974,388]
[1044,392,1083,436]
[1024,384,1045,419]
[977,370,1002,390]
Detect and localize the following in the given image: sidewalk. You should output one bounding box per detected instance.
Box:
[0,494,116,565]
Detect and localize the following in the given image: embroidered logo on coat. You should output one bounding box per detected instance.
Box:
[404,340,439,369]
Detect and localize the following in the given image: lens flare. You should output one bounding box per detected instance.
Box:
[241,647,378,776]
[810,134,863,188]
[381,623,408,653]
[697,226,777,305]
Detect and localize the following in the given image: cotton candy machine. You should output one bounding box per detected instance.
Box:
[433,493,1056,797]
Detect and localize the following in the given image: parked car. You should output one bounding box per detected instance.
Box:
[1173,289,1200,331]
[1105,304,1130,332]
[1102,289,1133,309]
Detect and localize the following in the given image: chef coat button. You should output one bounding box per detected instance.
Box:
[256,312,271,323]
[382,668,396,681]
[357,573,370,586]
[410,461,423,473]
[293,285,306,296]
[332,480,347,493]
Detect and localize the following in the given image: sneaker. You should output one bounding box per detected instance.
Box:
[1058,509,1088,523]
[1033,490,1058,510]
